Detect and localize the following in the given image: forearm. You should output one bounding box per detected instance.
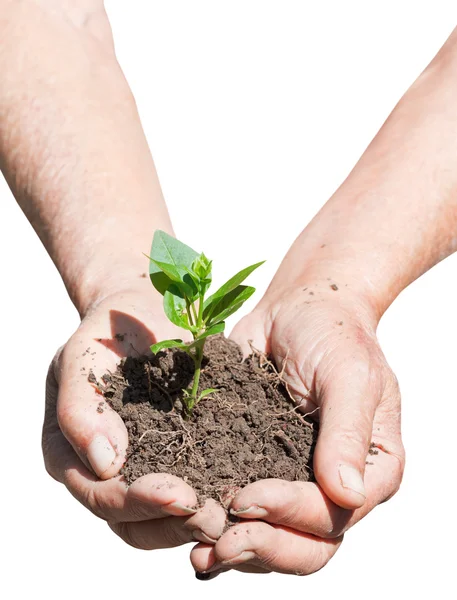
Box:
[266,28,457,322]
[0,1,171,316]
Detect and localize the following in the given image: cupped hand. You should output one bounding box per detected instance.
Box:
[42,290,226,550]
[190,282,405,576]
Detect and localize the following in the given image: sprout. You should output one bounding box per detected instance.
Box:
[147,231,264,415]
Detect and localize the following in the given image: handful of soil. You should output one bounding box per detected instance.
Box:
[101,336,317,503]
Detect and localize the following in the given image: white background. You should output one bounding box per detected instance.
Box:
[1,1,456,598]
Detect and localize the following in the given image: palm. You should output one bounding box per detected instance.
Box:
[235,288,404,507]
[189,287,405,576]
[43,291,226,550]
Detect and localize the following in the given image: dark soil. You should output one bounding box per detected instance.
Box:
[99,336,317,503]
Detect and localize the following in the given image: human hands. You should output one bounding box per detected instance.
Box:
[42,290,226,550]
[190,281,405,576]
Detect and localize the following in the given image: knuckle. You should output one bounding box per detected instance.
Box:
[388,370,400,395]
[383,454,406,502]
[322,517,348,539]
[43,455,60,483]
[65,475,109,521]
[127,498,153,521]
[299,536,342,575]
[258,546,282,569]
[110,522,145,550]
[161,523,189,548]
[85,487,109,519]
[330,426,369,455]
[42,435,63,483]
[271,484,304,527]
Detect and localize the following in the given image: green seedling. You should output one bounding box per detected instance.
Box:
[147,230,264,416]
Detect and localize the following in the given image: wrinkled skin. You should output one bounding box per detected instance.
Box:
[42,291,227,550]
[42,285,404,577]
[190,283,405,576]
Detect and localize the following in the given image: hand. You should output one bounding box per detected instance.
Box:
[190,282,405,576]
[42,291,226,550]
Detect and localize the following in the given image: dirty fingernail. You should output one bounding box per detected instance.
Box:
[164,502,198,516]
[192,530,218,544]
[195,572,212,580]
[87,435,116,477]
[338,464,366,498]
[222,550,257,565]
[230,505,268,518]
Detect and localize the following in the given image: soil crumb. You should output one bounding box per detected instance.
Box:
[102,336,317,502]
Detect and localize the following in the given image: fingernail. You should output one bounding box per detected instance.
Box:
[221,550,256,565]
[206,561,222,573]
[164,502,198,516]
[338,464,366,498]
[230,505,268,518]
[87,435,116,477]
[195,572,211,580]
[192,530,218,544]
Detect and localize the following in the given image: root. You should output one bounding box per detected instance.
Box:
[248,342,312,411]
[265,404,317,428]
[138,429,181,444]
[273,430,299,459]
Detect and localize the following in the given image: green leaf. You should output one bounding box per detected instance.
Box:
[197,388,218,402]
[193,322,225,342]
[192,253,212,279]
[164,285,194,331]
[204,285,256,325]
[150,259,188,283]
[182,266,211,297]
[203,261,264,318]
[149,231,199,295]
[150,339,189,354]
[150,259,197,298]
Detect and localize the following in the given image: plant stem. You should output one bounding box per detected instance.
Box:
[197,293,204,328]
[190,341,204,398]
[185,299,194,327]
[185,294,206,415]
[191,300,198,325]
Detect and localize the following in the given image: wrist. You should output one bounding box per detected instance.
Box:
[69,256,162,319]
[259,255,387,330]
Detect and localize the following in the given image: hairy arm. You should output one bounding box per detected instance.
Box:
[0,0,171,316]
[263,26,457,321]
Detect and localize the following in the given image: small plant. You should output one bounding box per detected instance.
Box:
[147,230,264,415]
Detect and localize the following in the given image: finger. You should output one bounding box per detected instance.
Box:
[55,340,129,479]
[109,499,227,550]
[184,499,227,543]
[229,448,403,537]
[67,462,200,522]
[202,521,342,576]
[313,346,382,509]
[45,425,200,522]
[229,309,269,357]
[109,517,192,550]
[191,544,271,577]
[230,479,351,538]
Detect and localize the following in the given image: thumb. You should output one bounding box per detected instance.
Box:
[229,308,269,357]
[52,345,128,480]
[313,354,381,510]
